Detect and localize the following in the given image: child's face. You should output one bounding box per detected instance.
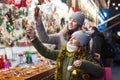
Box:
[68,37,80,46]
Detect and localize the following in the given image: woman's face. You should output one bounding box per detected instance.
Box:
[68,37,80,46]
[67,36,81,52]
[68,18,78,30]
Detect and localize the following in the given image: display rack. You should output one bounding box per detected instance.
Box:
[0,64,55,80]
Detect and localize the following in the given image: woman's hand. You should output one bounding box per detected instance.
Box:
[26,27,36,40]
[34,7,42,26]
[73,60,82,67]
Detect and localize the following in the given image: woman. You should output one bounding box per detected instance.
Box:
[26,29,104,80]
[32,7,85,49]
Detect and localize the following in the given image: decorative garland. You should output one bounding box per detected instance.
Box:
[1,18,28,46]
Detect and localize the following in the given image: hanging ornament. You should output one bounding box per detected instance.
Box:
[6,21,14,33]
[72,7,80,12]
[45,0,51,2]
[14,0,27,9]
[7,0,14,4]
[21,0,27,7]
[61,0,66,3]
[72,69,77,76]
[38,0,44,5]
[26,0,32,7]
[14,0,22,9]
[71,69,80,78]
[22,19,28,30]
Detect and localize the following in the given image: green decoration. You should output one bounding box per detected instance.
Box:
[25,51,31,63]
[22,19,26,30]
[6,21,14,33]
[0,17,3,26]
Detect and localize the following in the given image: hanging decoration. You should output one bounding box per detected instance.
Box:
[61,0,66,3]
[72,7,80,12]
[14,0,22,9]
[71,0,80,12]
[20,0,27,7]
[6,21,14,33]
[38,0,45,5]
[13,0,28,9]
[45,0,51,2]
[26,0,32,7]
[22,19,28,30]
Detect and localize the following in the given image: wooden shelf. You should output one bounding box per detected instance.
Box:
[0,64,56,80]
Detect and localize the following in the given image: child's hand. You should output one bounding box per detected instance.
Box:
[26,27,36,39]
[73,60,82,67]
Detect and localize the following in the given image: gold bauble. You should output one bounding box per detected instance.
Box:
[72,70,77,76]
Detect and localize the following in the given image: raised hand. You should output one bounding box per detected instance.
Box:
[34,6,42,26]
[26,27,36,40]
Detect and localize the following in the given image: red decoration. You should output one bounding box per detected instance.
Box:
[7,0,14,4]
[14,0,22,9]
[46,0,51,2]
[21,0,27,7]
[26,0,32,7]
[18,41,32,46]
[39,0,44,3]
[0,56,4,69]
[13,0,28,9]
[72,7,80,12]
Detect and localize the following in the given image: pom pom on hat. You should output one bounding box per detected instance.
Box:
[72,30,90,46]
[70,12,85,27]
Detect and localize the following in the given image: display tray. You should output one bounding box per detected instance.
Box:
[0,64,56,80]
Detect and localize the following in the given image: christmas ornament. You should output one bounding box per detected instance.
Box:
[6,21,14,33]
[26,0,32,7]
[14,0,22,9]
[72,69,77,76]
[25,51,32,63]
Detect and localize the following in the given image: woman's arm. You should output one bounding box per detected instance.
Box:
[34,10,60,44]
[36,22,60,44]
[31,37,59,61]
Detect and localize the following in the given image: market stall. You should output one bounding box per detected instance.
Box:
[0,64,55,80]
[0,0,98,79]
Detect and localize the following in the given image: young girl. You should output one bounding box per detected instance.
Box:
[26,29,104,80]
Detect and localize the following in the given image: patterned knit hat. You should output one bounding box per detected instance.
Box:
[72,30,90,46]
[70,12,85,27]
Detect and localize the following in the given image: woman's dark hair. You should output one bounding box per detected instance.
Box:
[92,26,98,32]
